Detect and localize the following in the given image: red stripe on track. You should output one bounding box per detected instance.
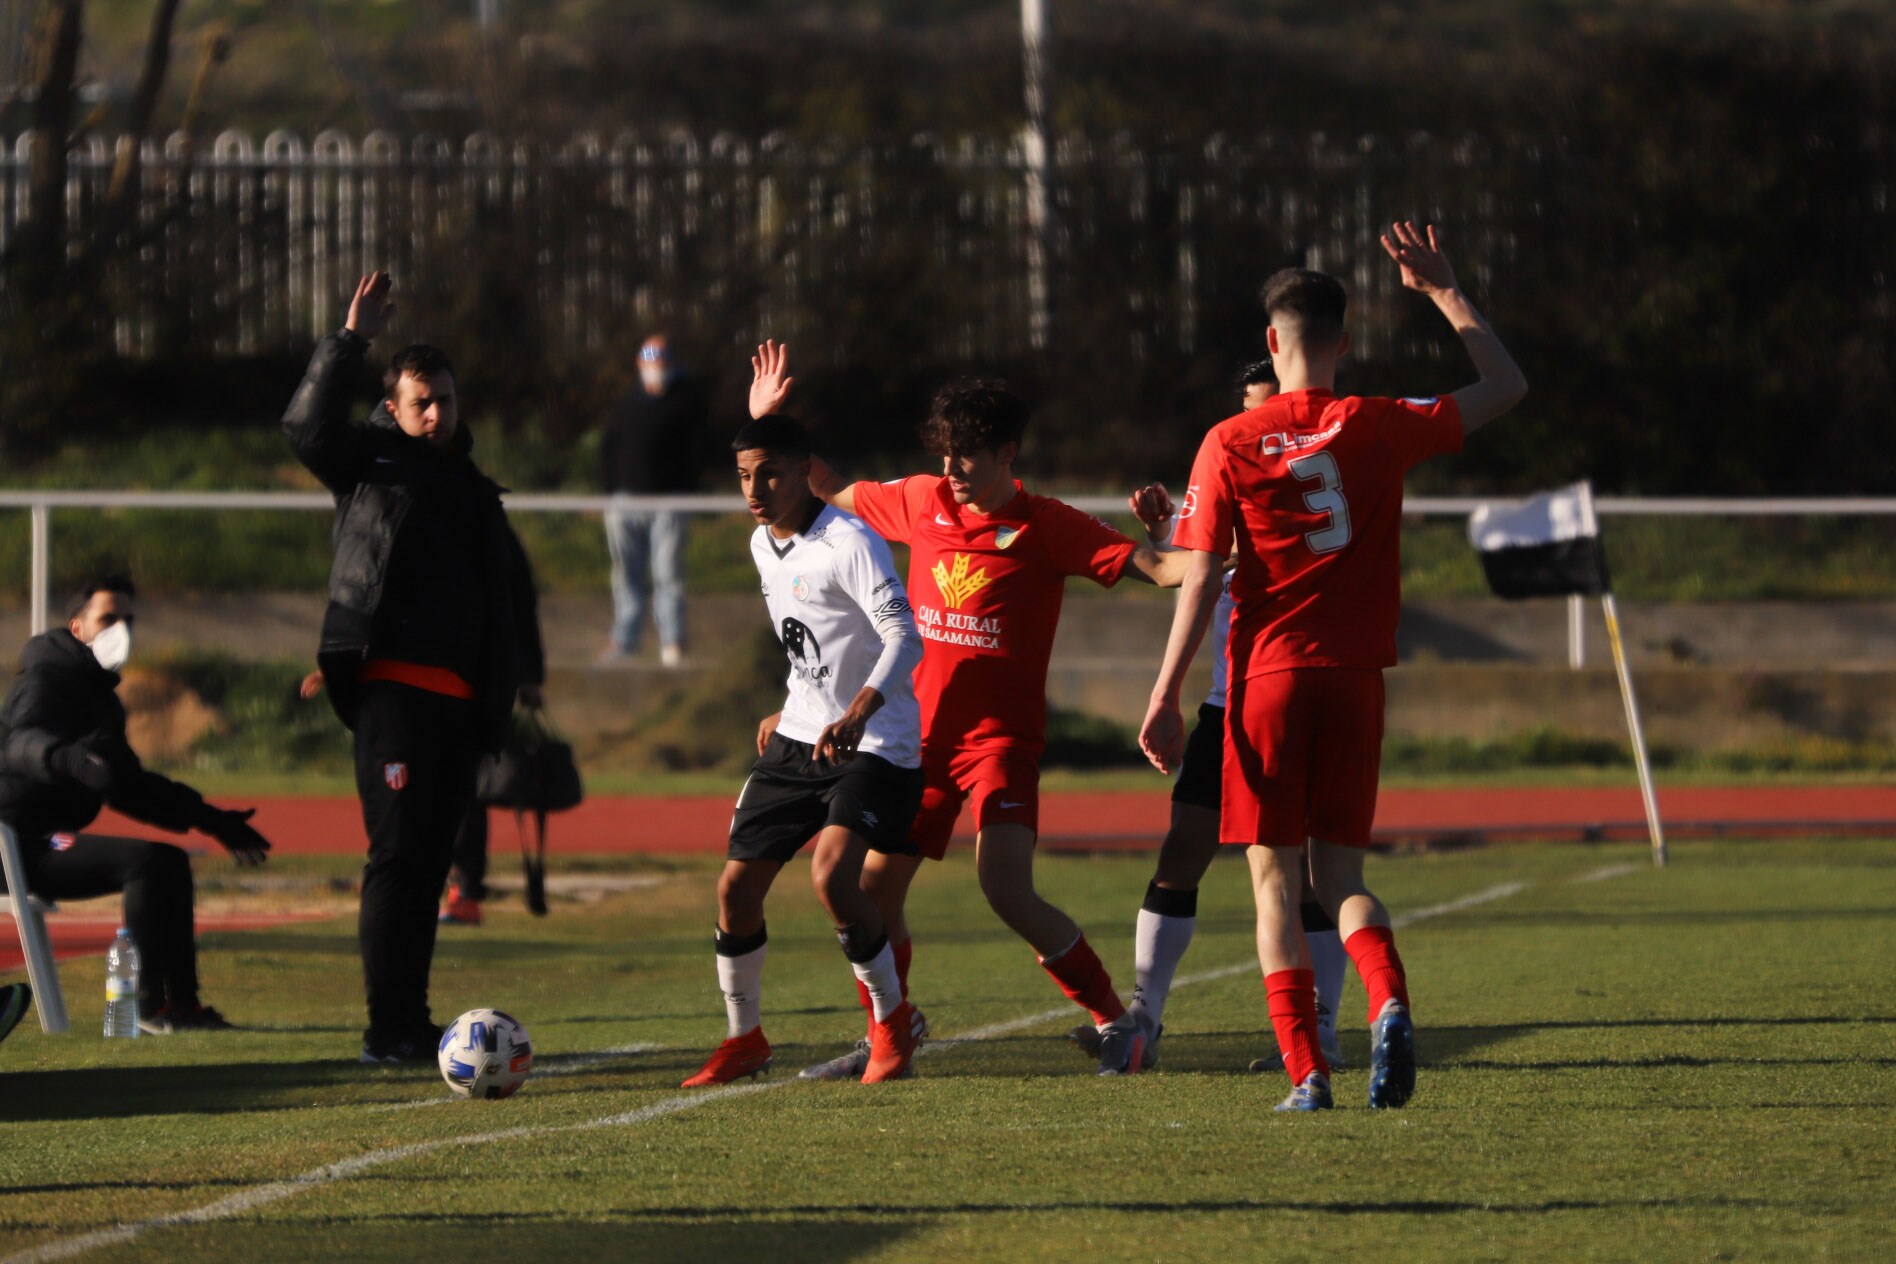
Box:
[0,913,327,972]
[79,784,1896,856]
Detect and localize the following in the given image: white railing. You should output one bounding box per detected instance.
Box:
[6,490,1893,668]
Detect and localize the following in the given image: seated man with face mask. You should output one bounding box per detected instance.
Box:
[0,575,272,1033]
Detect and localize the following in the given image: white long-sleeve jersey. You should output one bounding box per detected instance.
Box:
[750,504,923,768]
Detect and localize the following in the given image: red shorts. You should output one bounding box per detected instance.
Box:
[909,744,1041,860]
[1222,667,1384,848]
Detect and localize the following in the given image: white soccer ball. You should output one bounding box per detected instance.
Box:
[438,1008,535,1100]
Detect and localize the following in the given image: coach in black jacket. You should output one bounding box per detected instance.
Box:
[0,576,270,1031]
[283,271,547,1063]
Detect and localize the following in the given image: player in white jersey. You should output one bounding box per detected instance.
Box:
[1071,363,1350,1070]
[682,415,929,1087]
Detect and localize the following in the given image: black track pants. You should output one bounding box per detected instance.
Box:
[2,834,199,1015]
[450,803,490,901]
[353,683,480,1042]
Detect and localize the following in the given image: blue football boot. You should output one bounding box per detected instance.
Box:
[1368,1003,1416,1109]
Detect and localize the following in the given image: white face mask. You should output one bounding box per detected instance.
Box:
[90,620,131,672]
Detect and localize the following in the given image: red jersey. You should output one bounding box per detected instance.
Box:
[850,476,1136,752]
[1173,389,1462,679]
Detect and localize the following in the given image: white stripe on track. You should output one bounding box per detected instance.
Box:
[3,877,1534,1264]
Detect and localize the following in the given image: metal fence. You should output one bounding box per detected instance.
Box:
[0,127,1620,363]
[6,490,1893,669]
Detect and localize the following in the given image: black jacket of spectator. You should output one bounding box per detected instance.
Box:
[0,629,208,844]
[282,330,546,753]
[600,375,711,494]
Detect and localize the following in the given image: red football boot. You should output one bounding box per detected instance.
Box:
[681,1027,773,1087]
[861,1001,920,1084]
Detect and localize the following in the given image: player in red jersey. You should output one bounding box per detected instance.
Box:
[747,344,1192,1076]
[1140,222,1527,1111]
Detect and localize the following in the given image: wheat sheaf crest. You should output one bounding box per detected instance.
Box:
[932,553,993,608]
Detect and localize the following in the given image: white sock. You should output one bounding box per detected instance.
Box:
[1131,907,1196,1028]
[716,943,767,1039]
[850,941,904,1023]
[1309,928,1346,1041]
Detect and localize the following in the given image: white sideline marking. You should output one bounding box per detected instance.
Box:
[1573,862,1642,884]
[4,878,1532,1263]
[369,1043,666,1111]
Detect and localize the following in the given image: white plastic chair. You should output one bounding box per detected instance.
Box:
[0,822,69,1033]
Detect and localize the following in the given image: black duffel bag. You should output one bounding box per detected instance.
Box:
[476,709,583,916]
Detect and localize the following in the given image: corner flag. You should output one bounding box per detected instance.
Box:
[1467,481,1610,598]
[1465,481,1665,866]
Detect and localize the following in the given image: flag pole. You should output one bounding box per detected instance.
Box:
[1601,592,1666,866]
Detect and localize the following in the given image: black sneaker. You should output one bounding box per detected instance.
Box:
[139,1003,238,1035]
[0,983,30,1045]
[361,1022,446,1065]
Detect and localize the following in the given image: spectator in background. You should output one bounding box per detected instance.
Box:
[0,575,272,1033]
[599,333,707,667]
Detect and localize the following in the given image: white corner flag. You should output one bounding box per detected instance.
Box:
[1467,483,1666,866]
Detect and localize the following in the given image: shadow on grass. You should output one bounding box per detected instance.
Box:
[0,1060,434,1122]
[138,1218,917,1264]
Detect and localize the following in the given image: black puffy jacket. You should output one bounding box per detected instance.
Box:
[0,630,209,845]
[282,330,546,753]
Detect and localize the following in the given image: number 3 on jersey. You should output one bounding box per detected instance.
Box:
[1288,452,1352,553]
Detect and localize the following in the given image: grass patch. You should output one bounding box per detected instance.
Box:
[0,840,1890,1261]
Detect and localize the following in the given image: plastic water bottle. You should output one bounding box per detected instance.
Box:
[103,928,141,1039]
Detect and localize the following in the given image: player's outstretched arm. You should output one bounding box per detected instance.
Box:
[1381,221,1527,435]
[1138,549,1225,773]
[807,455,857,514]
[1123,543,1193,587]
[749,339,794,419]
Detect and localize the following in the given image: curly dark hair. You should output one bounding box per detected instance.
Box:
[918,378,1029,458]
[1235,359,1276,390]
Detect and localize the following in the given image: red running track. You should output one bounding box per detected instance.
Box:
[9,785,1887,972]
[80,784,1896,855]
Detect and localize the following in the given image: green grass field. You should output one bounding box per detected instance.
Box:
[3,839,1892,1262]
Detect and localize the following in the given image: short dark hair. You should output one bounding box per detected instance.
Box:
[66,573,135,621]
[1236,359,1276,390]
[384,344,456,394]
[918,378,1028,458]
[1261,268,1348,343]
[732,414,812,461]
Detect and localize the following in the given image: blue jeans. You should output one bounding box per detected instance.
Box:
[604,499,686,652]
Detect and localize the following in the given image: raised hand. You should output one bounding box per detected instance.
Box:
[1127,482,1176,543]
[1380,221,1458,297]
[345,271,396,341]
[749,339,794,419]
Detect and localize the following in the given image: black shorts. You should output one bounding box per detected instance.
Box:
[1170,702,1226,811]
[727,732,924,863]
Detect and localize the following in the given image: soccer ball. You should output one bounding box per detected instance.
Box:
[438,1008,535,1100]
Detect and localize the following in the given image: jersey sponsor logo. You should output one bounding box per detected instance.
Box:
[384,762,408,791]
[1259,420,1343,457]
[780,617,834,684]
[791,575,811,601]
[1178,486,1199,520]
[932,552,994,608]
[993,524,1025,549]
[915,604,1004,649]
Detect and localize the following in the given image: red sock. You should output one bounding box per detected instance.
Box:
[1265,968,1328,1087]
[1040,934,1125,1025]
[1344,925,1410,1026]
[894,936,912,998]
